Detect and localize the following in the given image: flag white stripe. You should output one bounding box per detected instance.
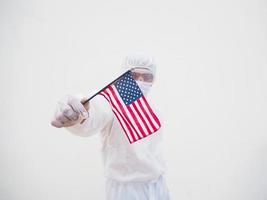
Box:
[133,100,154,133]
[109,85,144,139]
[140,97,160,129]
[100,92,134,143]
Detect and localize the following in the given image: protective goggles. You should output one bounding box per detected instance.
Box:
[131,71,154,82]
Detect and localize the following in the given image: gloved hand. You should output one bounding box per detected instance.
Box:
[51,95,90,128]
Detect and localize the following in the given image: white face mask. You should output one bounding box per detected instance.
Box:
[136,81,152,96]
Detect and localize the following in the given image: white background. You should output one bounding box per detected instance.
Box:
[1,0,267,199]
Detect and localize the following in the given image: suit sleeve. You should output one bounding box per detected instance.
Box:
[66,94,113,137]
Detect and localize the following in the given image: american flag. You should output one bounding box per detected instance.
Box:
[99,71,161,143]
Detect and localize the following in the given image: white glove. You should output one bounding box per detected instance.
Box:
[51,95,90,128]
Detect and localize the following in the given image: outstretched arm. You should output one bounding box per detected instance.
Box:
[51,94,113,137]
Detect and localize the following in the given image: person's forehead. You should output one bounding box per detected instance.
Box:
[131,67,152,74]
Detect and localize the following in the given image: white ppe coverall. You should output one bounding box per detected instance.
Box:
[66,93,170,200]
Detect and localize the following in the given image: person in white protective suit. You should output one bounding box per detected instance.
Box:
[51,54,170,200]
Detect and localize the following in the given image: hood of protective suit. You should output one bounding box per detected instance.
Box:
[122,53,156,96]
[122,53,156,77]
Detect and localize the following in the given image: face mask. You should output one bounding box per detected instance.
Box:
[136,81,152,96]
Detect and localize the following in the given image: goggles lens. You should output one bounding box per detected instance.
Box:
[132,72,153,82]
